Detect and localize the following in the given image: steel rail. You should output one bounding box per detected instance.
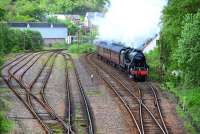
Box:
[1,50,73,133]
[149,83,169,134]
[139,88,144,134]
[0,49,61,71]
[2,77,53,134]
[25,51,72,133]
[67,53,95,134]
[86,53,142,134]
[0,53,28,70]
[12,52,41,76]
[61,53,75,134]
[37,52,74,133]
[6,51,66,133]
[88,53,167,134]
[19,52,48,86]
[91,53,166,133]
[6,53,33,81]
[2,52,53,133]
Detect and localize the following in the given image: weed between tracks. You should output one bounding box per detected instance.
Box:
[48,123,63,134]
[0,87,11,94]
[0,87,14,133]
[74,104,87,134]
[54,56,65,70]
[66,62,74,70]
[86,90,101,97]
[0,87,13,111]
[43,43,67,50]
[69,53,81,59]
[37,53,50,66]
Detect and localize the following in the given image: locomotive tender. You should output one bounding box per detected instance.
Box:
[95,40,149,81]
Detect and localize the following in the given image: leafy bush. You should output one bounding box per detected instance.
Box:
[0,112,13,133]
[175,11,200,86]
[145,47,160,81]
[23,30,43,50]
[164,82,200,133]
[69,44,95,54]
[0,23,43,54]
[0,55,4,67]
[160,0,200,81]
[51,43,67,49]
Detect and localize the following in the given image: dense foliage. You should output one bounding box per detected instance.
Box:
[69,44,95,54]
[153,0,200,132]
[176,11,200,86]
[0,24,43,53]
[0,0,104,133]
[0,0,108,22]
[0,112,13,133]
[46,0,108,15]
[0,23,43,68]
[160,0,200,84]
[145,47,160,81]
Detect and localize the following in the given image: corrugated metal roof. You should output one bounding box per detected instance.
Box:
[8,22,66,28]
[9,22,68,39]
[8,23,27,27]
[13,27,68,39]
[29,23,51,27]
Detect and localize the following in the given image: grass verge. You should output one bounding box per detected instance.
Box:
[68,44,95,54]
[0,87,13,133]
[162,82,200,134]
[146,47,200,133]
[43,43,68,50]
[145,47,160,81]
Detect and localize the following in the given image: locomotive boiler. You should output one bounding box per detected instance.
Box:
[96,40,149,81]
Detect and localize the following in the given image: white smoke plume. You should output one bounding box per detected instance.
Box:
[93,0,167,49]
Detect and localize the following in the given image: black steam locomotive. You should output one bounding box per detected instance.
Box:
[95,40,149,81]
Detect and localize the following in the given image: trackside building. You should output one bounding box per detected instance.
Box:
[8,22,68,45]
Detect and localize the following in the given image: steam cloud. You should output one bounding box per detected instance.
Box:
[93,0,167,49]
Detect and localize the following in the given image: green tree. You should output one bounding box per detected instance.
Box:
[0,23,9,54]
[0,0,108,21]
[160,0,200,68]
[0,23,43,53]
[176,11,200,86]
[66,20,79,35]
[0,8,5,21]
[23,30,43,50]
[160,0,200,79]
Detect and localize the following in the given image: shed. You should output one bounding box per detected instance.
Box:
[8,22,68,46]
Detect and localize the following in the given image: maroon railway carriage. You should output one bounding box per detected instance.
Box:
[96,41,149,81]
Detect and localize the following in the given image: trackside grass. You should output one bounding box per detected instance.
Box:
[68,44,95,54]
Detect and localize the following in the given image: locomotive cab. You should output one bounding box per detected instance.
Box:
[124,49,149,81]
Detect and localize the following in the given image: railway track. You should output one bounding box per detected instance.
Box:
[61,53,74,134]
[2,52,54,133]
[62,53,95,134]
[1,50,74,134]
[86,53,169,134]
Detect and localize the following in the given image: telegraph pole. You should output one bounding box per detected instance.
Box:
[77,29,82,49]
[24,32,26,50]
[159,35,164,82]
